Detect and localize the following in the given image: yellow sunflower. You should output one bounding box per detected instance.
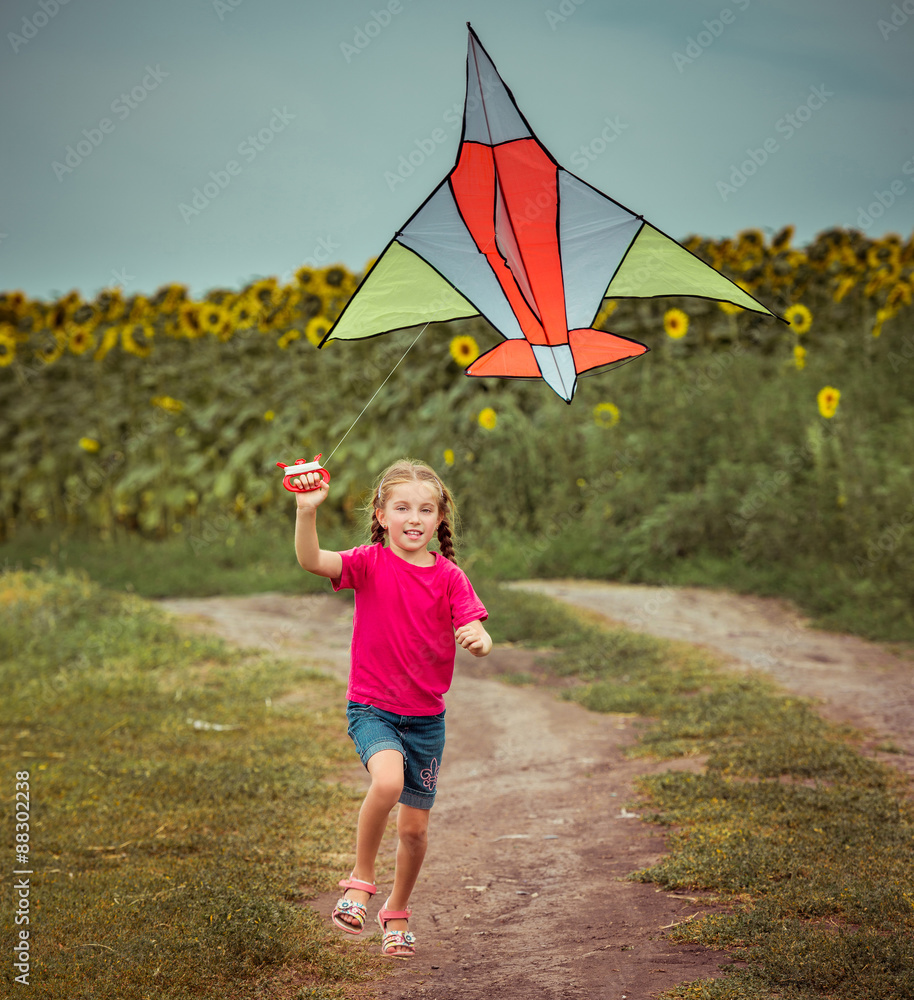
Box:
[36,331,66,365]
[305,316,332,347]
[663,308,689,339]
[199,303,233,341]
[832,276,856,304]
[229,295,260,331]
[886,280,912,311]
[449,335,479,366]
[871,306,895,339]
[718,300,744,316]
[443,448,455,467]
[79,437,100,453]
[177,303,205,339]
[477,407,497,430]
[784,303,813,335]
[67,322,96,356]
[793,344,807,370]
[0,329,16,367]
[277,329,301,350]
[121,322,154,358]
[593,402,620,427]
[151,396,184,413]
[93,326,120,362]
[817,386,840,419]
[593,300,618,328]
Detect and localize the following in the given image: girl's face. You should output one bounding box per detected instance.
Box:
[377,481,442,564]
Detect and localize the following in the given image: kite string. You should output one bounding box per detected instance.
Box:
[324,323,431,464]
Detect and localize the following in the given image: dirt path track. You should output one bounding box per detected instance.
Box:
[159,581,913,999]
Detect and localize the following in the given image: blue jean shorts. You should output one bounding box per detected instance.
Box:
[346,701,446,810]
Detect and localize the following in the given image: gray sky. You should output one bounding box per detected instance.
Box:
[2,0,912,301]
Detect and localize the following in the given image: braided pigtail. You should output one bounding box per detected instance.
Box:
[370,508,386,548]
[437,517,457,564]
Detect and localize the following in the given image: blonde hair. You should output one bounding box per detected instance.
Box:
[366,459,458,563]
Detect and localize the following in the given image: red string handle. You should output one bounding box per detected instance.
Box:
[276,454,331,493]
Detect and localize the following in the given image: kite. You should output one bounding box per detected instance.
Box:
[319,23,779,403]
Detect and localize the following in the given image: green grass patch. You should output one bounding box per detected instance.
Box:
[0,569,385,998]
[493,590,914,999]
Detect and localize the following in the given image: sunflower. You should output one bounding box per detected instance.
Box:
[443,448,455,467]
[793,344,807,370]
[199,303,233,341]
[886,280,912,311]
[305,316,332,347]
[0,329,16,367]
[177,303,205,339]
[263,410,275,422]
[832,276,856,304]
[127,295,152,323]
[718,300,744,316]
[250,278,279,310]
[449,335,479,366]
[593,300,618,328]
[151,396,184,413]
[67,322,96,356]
[663,308,689,339]
[36,331,66,365]
[593,402,620,427]
[771,224,795,250]
[871,306,895,339]
[79,437,100,453]
[784,303,812,335]
[477,407,497,430]
[229,295,260,331]
[817,386,840,419]
[95,288,126,322]
[93,326,120,362]
[277,329,301,350]
[295,265,319,289]
[121,322,155,358]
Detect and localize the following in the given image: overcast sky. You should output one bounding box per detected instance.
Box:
[2,0,912,301]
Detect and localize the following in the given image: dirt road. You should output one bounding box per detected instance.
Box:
[159,581,913,999]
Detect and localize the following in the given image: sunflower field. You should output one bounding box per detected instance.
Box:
[1,226,913,637]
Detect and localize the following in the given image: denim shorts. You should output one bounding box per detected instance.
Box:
[346,701,446,810]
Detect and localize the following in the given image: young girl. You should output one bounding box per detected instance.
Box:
[291,458,492,959]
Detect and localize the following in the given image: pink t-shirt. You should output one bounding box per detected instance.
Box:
[331,543,488,715]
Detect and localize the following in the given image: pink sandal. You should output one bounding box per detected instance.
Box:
[377,899,416,959]
[331,876,377,935]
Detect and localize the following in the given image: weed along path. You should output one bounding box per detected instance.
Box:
[158,582,914,999]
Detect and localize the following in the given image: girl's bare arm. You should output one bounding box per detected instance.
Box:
[292,474,343,579]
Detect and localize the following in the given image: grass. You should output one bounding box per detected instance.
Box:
[481,585,914,1000]
[3,569,912,999]
[0,569,386,999]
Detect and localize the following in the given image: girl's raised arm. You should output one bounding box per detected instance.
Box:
[292,473,343,579]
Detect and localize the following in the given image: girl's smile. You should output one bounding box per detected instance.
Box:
[377,482,442,564]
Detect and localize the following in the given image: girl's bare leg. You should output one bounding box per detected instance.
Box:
[383,804,431,933]
[337,749,404,928]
